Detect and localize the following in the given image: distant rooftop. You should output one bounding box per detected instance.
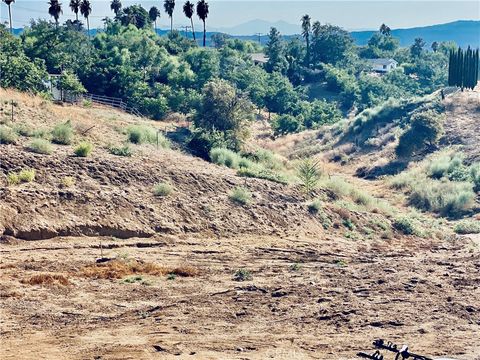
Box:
[250,53,268,64]
[367,58,398,65]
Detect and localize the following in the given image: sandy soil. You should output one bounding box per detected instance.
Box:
[1,233,479,360]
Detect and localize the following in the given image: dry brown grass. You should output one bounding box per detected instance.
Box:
[81,260,199,279]
[21,273,71,286]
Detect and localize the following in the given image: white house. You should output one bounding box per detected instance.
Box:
[367,58,398,73]
[250,53,268,66]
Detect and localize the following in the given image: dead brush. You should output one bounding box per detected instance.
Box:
[21,273,70,286]
[81,259,199,279]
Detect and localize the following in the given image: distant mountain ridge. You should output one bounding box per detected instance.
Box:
[351,20,480,48]
[11,20,480,48]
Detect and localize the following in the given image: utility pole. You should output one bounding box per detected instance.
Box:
[254,32,263,44]
[180,25,192,38]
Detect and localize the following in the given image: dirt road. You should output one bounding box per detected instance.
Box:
[1,234,479,360]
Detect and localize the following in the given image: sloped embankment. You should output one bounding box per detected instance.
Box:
[0,144,326,240]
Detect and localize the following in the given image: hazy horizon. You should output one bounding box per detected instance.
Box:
[1,1,479,34]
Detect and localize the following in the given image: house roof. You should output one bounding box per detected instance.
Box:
[367,58,398,66]
[250,53,268,63]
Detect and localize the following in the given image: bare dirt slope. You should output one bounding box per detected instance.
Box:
[1,90,479,359]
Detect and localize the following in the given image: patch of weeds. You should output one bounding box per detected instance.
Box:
[6,172,20,186]
[61,176,75,188]
[127,125,169,148]
[153,182,173,197]
[334,259,347,267]
[454,220,480,235]
[123,275,144,284]
[109,144,133,157]
[308,199,322,214]
[393,216,418,235]
[27,138,53,155]
[233,269,252,281]
[18,168,35,183]
[290,263,302,271]
[237,167,288,184]
[342,218,356,231]
[74,142,93,157]
[229,187,252,205]
[0,125,18,144]
[82,100,92,108]
[167,273,176,281]
[51,121,74,145]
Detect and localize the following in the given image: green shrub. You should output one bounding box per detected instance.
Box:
[393,216,418,235]
[74,142,93,157]
[127,125,159,145]
[27,139,53,155]
[308,199,322,214]
[229,187,252,205]
[237,167,289,184]
[396,110,444,158]
[428,153,469,181]
[153,182,173,197]
[82,100,92,108]
[109,145,133,157]
[6,172,20,186]
[409,179,475,217]
[252,149,284,170]
[272,114,303,135]
[469,163,480,192]
[18,168,35,183]
[209,148,242,169]
[51,121,74,145]
[453,220,480,234]
[0,125,18,144]
[233,269,252,281]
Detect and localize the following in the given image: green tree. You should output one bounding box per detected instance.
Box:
[2,0,15,33]
[431,41,439,52]
[183,1,196,41]
[301,14,311,67]
[118,5,151,29]
[311,23,353,65]
[48,0,63,26]
[56,70,86,100]
[110,0,121,16]
[0,26,48,93]
[265,27,287,74]
[196,0,209,47]
[410,37,426,58]
[164,0,175,32]
[80,0,91,36]
[148,6,160,32]
[194,79,253,150]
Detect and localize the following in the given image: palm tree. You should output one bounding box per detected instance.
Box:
[80,0,92,37]
[149,6,160,33]
[110,0,121,16]
[196,0,208,47]
[69,0,80,21]
[164,0,175,32]
[48,0,63,27]
[2,0,15,34]
[301,14,311,66]
[183,1,195,41]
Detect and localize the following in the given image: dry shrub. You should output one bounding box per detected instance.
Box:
[82,260,199,279]
[22,273,70,286]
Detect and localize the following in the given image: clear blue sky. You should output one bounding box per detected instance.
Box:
[1,1,479,33]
